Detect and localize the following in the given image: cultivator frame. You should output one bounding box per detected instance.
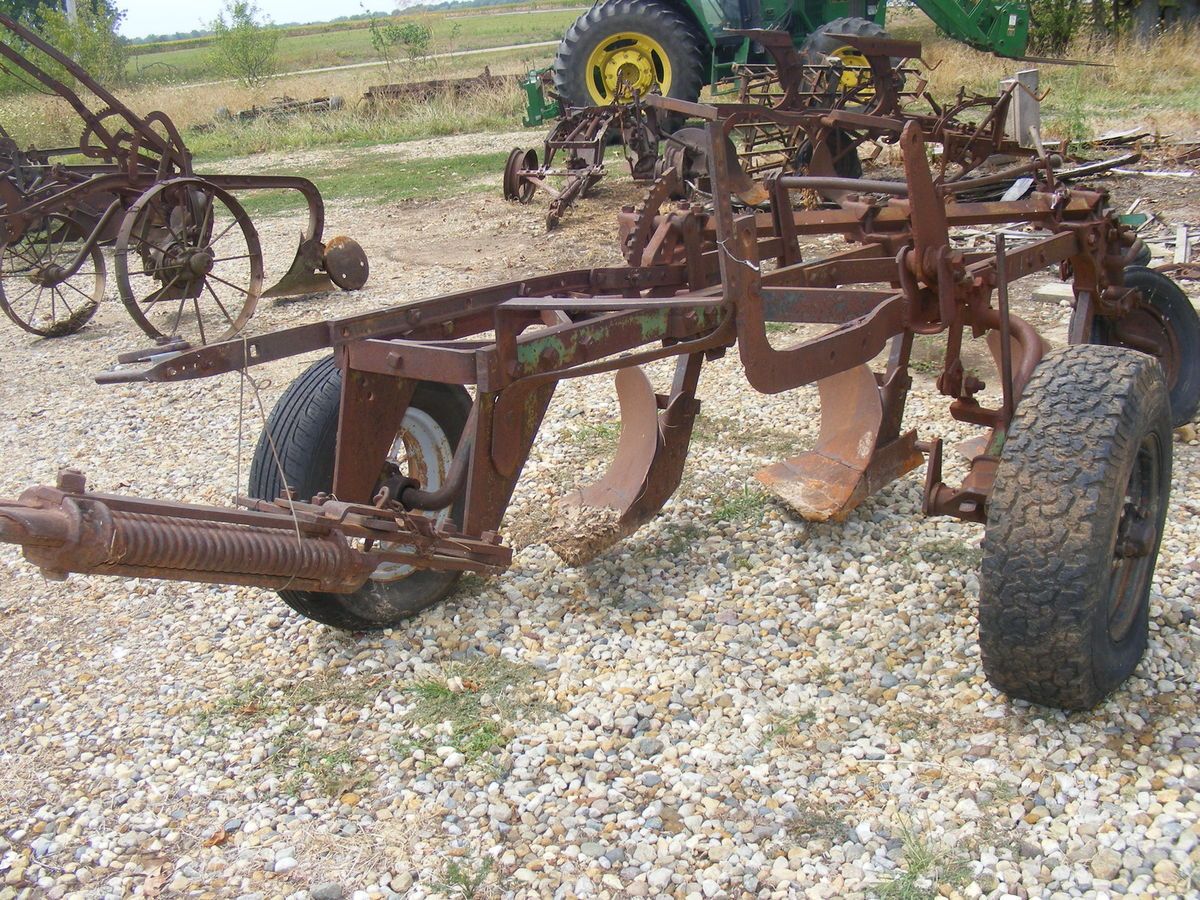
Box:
[0,14,367,343]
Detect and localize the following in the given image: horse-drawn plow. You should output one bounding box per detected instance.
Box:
[0,14,368,344]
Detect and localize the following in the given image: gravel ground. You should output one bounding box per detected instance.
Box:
[1,169,1198,900]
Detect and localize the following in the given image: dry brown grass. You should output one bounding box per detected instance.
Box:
[0,46,540,159]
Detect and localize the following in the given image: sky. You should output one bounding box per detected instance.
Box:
[117,1,418,39]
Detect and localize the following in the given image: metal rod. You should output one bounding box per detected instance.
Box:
[996,233,1015,424]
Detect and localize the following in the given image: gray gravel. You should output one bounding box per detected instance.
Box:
[0,176,1198,899]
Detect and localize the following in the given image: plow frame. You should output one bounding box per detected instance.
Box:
[13,108,1139,591]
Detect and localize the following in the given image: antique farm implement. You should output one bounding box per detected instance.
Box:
[0,14,368,343]
[0,113,1195,711]
[503,85,663,229]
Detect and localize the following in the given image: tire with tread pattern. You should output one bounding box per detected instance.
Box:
[796,17,892,178]
[979,345,1172,710]
[248,356,472,630]
[1091,266,1200,427]
[553,0,705,113]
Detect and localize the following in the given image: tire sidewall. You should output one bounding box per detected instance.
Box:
[554,0,704,109]
[249,357,472,629]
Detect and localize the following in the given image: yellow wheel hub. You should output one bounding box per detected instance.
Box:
[585,31,672,104]
[830,46,873,96]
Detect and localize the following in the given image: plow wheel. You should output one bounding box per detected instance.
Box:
[979,346,1171,709]
[116,177,263,346]
[249,356,473,630]
[0,214,104,337]
[503,148,538,203]
[1091,266,1200,427]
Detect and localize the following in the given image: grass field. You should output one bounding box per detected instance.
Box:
[1,8,1197,198]
[125,7,583,85]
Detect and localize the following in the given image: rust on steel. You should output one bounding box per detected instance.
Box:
[504,86,662,229]
[0,108,1163,594]
[0,14,368,344]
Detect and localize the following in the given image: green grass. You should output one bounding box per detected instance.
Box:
[392,657,538,767]
[125,8,581,85]
[874,820,971,900]
[432,856,496,898]
[222,149,508,217]
[712,485,771,522]
[200,674,382,797]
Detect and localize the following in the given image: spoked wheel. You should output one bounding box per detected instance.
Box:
[115,177,263,346]
[249,356,474,631]
[979,345,1172,709]
[0,214,104,337]
[503,148,538,203]
[1091,266,1200,426]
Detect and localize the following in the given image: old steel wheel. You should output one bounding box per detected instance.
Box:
[0,214,104,337]
[115,177,263,346]
[248,356,473,631]
[503,148,538,203]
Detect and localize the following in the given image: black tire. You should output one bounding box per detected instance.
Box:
[248,357,473,630]
[979,345,1172,710]
[553,0,705,112]
[798,17,890,62]
[793,129,863,179]
[1091,266,1200,427]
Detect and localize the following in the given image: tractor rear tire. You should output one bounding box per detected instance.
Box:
[1091,266,1200,427]
[554,0,705,113]
[979,345,1172,710]
[248,356,473,631]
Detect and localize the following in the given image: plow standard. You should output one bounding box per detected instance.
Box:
[0,108,1194,710]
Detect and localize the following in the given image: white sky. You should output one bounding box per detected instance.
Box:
[117,1,426,39]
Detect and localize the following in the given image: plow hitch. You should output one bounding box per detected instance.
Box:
[0,469,509,592]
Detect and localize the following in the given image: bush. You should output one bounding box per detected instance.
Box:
[209,0,279,88]
[16,3,128,89]
[368,15,434,72]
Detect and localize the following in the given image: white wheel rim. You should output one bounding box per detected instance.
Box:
[371,406,455,583]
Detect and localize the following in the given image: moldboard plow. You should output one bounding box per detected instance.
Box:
[1,114,1194,711]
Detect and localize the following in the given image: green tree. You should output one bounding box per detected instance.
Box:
[209,0,279,88]
[367,14,432,72]
[39,2,128,86]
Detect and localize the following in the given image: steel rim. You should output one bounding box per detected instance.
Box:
[0,214,104,337]
[116,178,263,346]
[1107,431,1162,643]
[586,31,672,104]
[371,407,455,583]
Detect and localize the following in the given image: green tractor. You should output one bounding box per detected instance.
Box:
[547,0,1032,114]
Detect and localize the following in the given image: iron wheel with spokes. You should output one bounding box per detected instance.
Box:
[115,177,263,346]
[0,214,104,337]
